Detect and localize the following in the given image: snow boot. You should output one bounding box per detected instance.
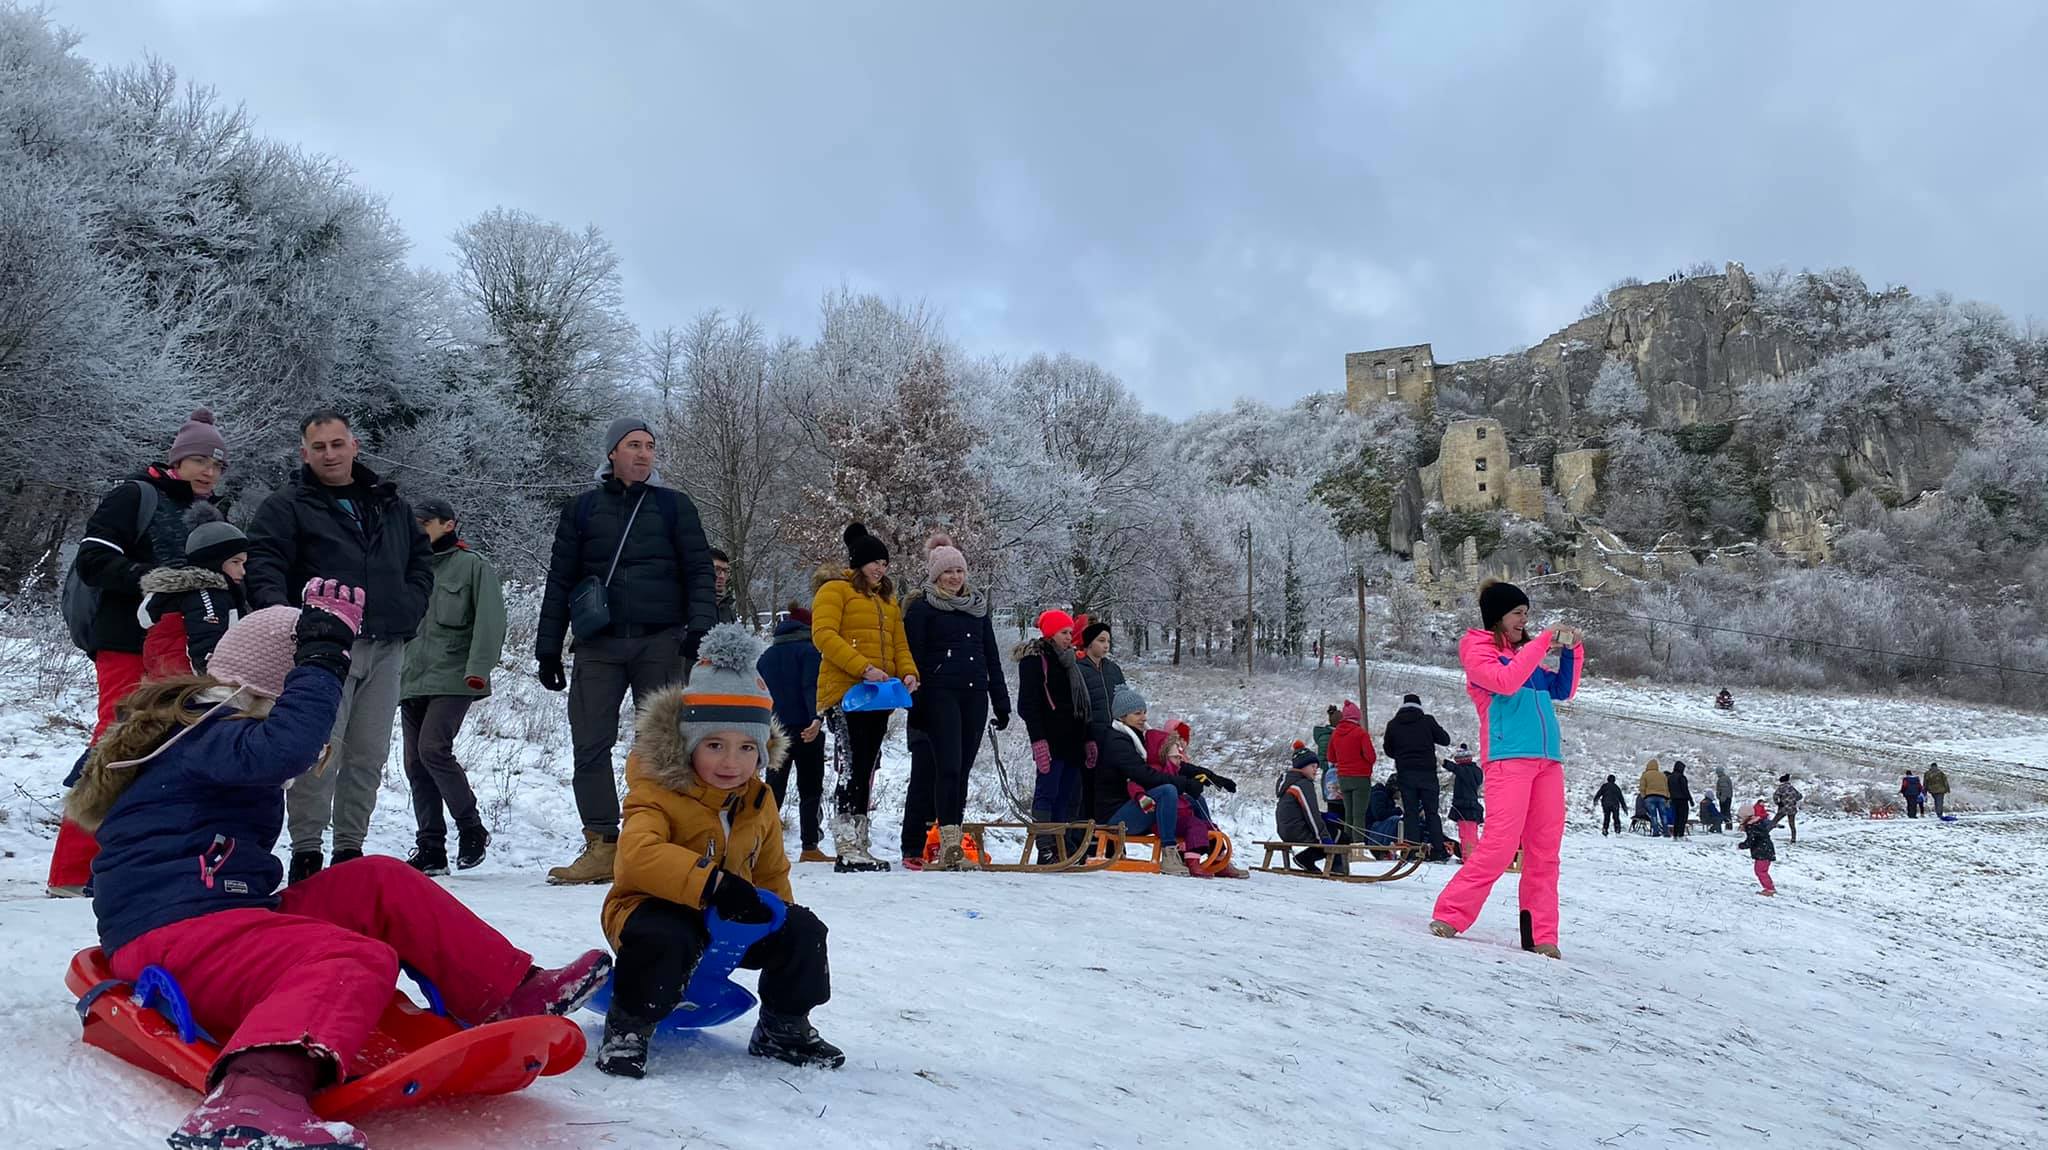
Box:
[489,950,613,1021]
[1428,919,1461,939]
[46,883,88,898]
[594,1018,653,1079]
[799,847,833,864]
[748,1010,845,1069]
[169,1049,365,1150]
[1531,943,1563,959]
[456,825,490,871]
[406,845,450,877]
[287,850,323,886]
[1159,849,1191,877]
[546,831,616,885]
[330,847,363,866]
[831,815,890,873]
[933,824,969,872]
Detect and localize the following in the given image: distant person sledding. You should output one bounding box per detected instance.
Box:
[1715,688,1736,712]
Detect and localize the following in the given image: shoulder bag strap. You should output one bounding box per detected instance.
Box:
[603,492,649,588]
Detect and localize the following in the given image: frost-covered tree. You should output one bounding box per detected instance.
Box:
[1586,356,1648,425]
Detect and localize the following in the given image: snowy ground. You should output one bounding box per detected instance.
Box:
[1,634,2043,1149]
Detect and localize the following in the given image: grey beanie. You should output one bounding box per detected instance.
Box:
[183,503,247,571]
[677,623,778,769]
[604,417,653,458]
[1111,683,1147,719]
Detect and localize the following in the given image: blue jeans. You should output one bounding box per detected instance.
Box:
[1646,796,1672,835]
[1030,759,1084,823]
[1108,785,1180,847]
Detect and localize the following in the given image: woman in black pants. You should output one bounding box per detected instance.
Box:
[899,534,1012,870]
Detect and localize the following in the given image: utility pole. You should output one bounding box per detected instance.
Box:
[1243,522,1255,677]
[1356,567,1369,717]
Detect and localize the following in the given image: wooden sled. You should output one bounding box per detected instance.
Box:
[66,947,584,1122]
[961,820,1122,873]
[1254,840,1428,883]
[1085,828,1235,875]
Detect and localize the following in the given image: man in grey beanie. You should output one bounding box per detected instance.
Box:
[536,416,719,885]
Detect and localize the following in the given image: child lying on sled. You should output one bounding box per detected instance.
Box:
[597,623,845,1079]
[70,580,607,1150]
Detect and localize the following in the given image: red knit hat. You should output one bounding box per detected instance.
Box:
[1037,609,1076,640]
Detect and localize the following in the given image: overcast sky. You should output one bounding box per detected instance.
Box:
[46,1,2048,412]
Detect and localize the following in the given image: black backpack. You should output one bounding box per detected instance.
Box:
[61,481,160,652]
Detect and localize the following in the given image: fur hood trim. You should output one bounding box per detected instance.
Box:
[140,566,230,594]
[632,684,789,793]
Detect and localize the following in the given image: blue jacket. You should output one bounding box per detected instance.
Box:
[1459,628,1580,763]
[757,618,822,734]
[91,666,343,954]
[901,593,1011,719]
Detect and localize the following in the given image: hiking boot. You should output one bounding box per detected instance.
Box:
[748,1010,845,1069]
[1159,849,1191,877]
[1531,943,1564,959]
[330,847,363,866]
[170,1050,364,1150]
[935,824,969,871]
[831,815,890,873]
[595,1018,653,1079]
[489,950,613,1021]
[456,825,490,871]
[287,850,323,886]
[406,845,450,877]
[799,847,833,864]
[1429,919,1461,938]
[546,831,617,885]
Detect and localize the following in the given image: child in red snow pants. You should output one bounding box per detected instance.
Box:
[1754,858,1775,893]
[108,856,534,1075]
[1431,757,1565,944]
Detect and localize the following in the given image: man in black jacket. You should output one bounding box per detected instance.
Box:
[246,411,433,883]
[1092,685,1191,876]
[1382,693,1452,860]
[1594,775,1628,836]
[536,417,718,885]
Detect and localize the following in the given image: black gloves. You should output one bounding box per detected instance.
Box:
[537,655,567,692]
[706,871,774,925]
[991,710,1011,732]
[1197,770,1238,794]
[292,602,357,680]
[682,629,705,666]
[1176,773,1207,798]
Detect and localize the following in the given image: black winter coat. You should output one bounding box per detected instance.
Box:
[1383,707,1451,783]
[1076,655,1126,745]
[1669,769,1695,814]
[245,463,432,642]
[138,567,248,674]
[535,475,717,659]
[1015,639,1090,766]
[74,468,208,654]
[1365,780,1399,825]
[1445,758,1485,823]
[1595,780,1627,811]
[1092,722,1184,821]
[757,619,823,735]
[902,594,1011,720]
[1275,771,1324,844]
[1739,814,1780,861]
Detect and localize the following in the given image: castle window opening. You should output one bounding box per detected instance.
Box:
[1476,426,1487,440]
[1400,357,1414,374]
[1478,482,1487,492]
[1474,457,1488,472]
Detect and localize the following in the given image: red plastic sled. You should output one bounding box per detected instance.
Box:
[66,947,585,1121]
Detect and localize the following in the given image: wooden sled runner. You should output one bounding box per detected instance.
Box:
[1083,828,1237,876]
[960,820,1124,872]
[1253,840,1428,883]
[66,947,584,1121]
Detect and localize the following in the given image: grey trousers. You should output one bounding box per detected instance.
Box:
[569,629,686,837]
[402,695,479,848]
[287,638,405,854]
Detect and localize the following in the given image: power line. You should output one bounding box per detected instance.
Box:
[357,451,590,493]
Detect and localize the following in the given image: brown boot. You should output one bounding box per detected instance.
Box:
[799,847,833,864]
[546,831,617,885]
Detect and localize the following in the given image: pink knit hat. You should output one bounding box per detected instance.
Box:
[208,606,300,697]
[168,409,228,467]
[925,533,967,581]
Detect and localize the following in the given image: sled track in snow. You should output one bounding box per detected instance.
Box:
[1368,662,2048,792]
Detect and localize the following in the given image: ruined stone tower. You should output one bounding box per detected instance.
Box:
[1344,343,1436,413]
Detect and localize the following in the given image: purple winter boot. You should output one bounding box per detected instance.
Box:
[488,949,612,1021]
[169,1048,364,1150]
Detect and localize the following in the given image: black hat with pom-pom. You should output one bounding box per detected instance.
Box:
[844,522,889,569]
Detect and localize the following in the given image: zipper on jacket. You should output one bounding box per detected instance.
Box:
[197,834,235,890]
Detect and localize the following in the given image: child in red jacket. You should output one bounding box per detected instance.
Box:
[1326,700,1377,840]
[71,580,608,1150]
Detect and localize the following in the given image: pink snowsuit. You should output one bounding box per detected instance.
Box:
[1431,628,1582,946]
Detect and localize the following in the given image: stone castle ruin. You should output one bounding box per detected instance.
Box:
[1344,261,1911,602]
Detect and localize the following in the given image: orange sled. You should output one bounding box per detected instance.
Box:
[66,947,585,1121]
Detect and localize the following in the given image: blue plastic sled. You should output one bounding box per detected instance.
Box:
[840,678,913,712]
[585,891,788,1033]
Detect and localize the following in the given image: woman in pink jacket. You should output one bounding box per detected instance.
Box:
[1428,580,1582,958]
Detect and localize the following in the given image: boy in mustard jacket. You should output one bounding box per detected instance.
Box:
[597,623,843,1077]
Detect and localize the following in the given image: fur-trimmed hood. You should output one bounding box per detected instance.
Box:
[813,563,895,602]
[139,566,230,594]
[629,683,788,794]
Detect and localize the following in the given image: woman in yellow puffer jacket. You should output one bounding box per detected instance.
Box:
[810,523,918,871]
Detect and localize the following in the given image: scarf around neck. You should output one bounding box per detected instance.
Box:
[921,581,989,618]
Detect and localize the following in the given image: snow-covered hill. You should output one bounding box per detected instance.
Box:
[0,640,2041,1149]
